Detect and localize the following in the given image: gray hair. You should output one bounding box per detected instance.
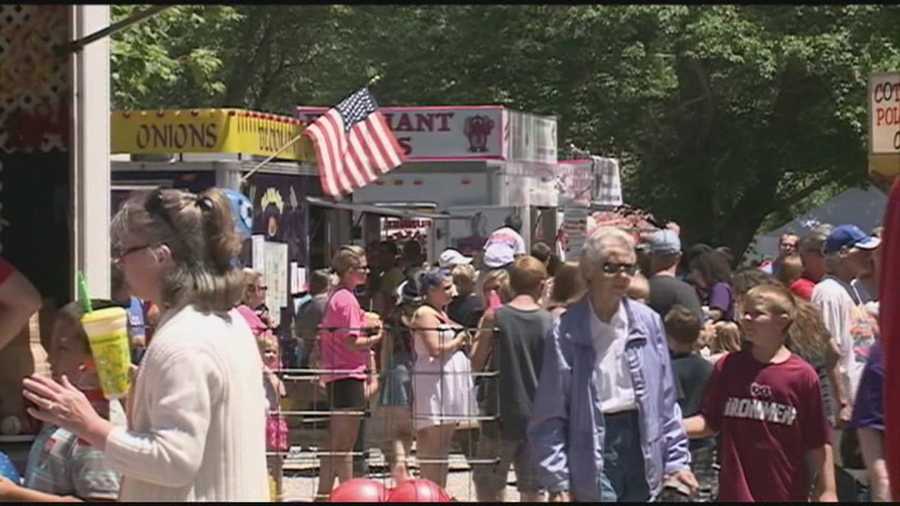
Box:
[798,227,830,255]
[580,227,636,280]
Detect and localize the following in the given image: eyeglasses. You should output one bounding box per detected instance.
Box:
[248,285,268,291]
[354,265,371,272]
[600,262,638,276]
[115,243,153,261]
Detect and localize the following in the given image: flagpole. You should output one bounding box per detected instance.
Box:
[239,131,307,184]
[239,75,384,187]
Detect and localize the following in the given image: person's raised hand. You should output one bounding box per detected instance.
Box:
[22,374,109,447]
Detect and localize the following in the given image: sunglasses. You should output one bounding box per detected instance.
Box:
[248,285,268,291]
[115,243,153,261]
[600,262,638,276]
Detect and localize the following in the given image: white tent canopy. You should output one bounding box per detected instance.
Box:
[750,185,888,260]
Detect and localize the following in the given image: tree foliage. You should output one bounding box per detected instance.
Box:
[110,5,900,258]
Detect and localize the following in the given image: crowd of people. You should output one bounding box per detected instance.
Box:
[0,186,890,502]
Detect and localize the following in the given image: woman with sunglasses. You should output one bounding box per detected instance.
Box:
[22,188,269,501]
[236,268,274,340]
[240,268,274,330]
[315,245,383,500]
[410,268,476,489]
[529,226,697,502]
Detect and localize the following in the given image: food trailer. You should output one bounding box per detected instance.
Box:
[296,106,561,261]
[109,109,330,339]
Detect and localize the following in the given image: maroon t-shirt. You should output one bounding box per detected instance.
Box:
[701,350,829,501]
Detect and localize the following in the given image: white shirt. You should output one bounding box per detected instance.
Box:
[588,300,636,414]
[104,305,269,501]
[484,227,526,255]
[811,277,861,405]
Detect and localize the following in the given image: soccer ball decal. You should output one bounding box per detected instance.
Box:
[224,189,253,240]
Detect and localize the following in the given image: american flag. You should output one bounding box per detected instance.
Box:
[303,88,405,198]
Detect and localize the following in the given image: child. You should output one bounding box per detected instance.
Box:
[684,284,837,501]
[258,333,287,501]
[707,321,742,364]
[2,301,124,502]
[776,254,804,289]
[664,305,717,502]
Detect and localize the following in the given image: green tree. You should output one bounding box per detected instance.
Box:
[111,5,900,258]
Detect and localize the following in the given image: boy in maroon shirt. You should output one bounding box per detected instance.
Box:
[684,284,837,502]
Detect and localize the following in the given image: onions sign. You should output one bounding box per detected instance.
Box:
[870,72,900,154]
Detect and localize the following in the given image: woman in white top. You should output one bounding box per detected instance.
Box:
[411,269,476,489]
[22,188,268,501]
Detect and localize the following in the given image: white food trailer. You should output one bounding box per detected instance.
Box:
[296,105,562,262]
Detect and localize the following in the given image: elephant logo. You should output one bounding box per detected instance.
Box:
[463,115,495,153]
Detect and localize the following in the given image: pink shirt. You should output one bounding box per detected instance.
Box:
[319,288,368,383]
[235,304,268,338]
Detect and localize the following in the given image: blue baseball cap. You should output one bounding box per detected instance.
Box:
[823,225,881,254]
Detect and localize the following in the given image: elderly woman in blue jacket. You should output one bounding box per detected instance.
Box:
[528,227,698,502]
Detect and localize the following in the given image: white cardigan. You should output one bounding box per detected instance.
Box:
[104,305,269,501]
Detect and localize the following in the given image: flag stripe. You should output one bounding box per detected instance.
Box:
[346,134,373,188]
[306,88,405,198]
[365,117,398,172]
[372,113,403,167]
[356,120,389,173]
[348,128,379,184]
[304,126,338,197]
[322,112,355,195]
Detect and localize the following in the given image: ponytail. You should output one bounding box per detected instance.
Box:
[111,187,246,313]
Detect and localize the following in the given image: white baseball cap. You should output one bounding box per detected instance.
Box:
[483,244,515,269]
[438,249,473,269]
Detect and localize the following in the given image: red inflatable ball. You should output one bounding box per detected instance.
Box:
[386,478,451,502]
[329,478,389,502]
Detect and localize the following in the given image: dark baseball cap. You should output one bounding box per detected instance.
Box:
[823,225,881,254]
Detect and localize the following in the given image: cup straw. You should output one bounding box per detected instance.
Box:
[77,271,93,314]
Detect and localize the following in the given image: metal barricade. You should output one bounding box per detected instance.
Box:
[267,322,509,502]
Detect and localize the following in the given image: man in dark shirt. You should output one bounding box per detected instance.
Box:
[664,305,716,501]
[646,229,703,322]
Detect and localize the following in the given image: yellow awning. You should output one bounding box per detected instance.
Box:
[111,109,315,162]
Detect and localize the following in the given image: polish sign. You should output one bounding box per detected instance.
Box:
[870,72,900,154]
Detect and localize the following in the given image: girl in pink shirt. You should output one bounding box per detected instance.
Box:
[316,245,383,499]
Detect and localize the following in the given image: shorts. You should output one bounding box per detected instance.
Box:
[473,431,541,495]
[325,378,365,410]
[379,363,413,408]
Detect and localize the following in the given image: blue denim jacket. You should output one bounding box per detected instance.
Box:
[527,296,691,501]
